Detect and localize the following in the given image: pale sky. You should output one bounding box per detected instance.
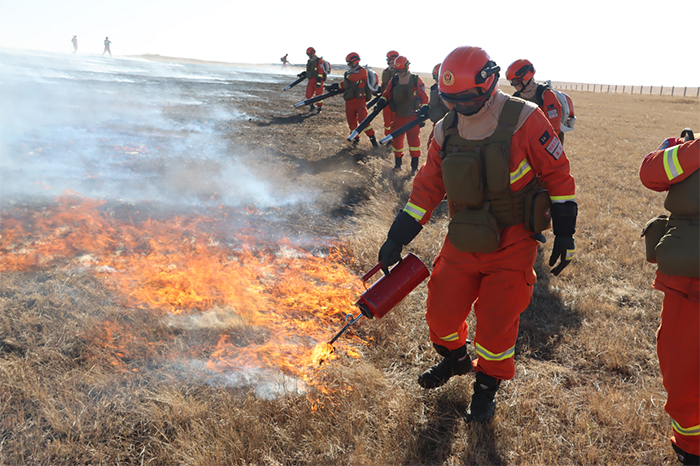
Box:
[1,0,698,87]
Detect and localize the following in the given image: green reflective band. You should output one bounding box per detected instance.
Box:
[565,249,575,260]
[672,420,700,436]
[409,146,421,151]
[439,332,459,342]
[392,147,403,153]
[363,125,373,133]
[550,195,575,202]
[475,342,515,361]
[404,202,426,221]
[510,159,531,184]
[663,146,683,181]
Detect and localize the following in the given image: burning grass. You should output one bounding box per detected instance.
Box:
[1,79,699,465]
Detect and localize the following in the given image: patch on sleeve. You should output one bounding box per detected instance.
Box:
[539,131,551,146]
[545,137,563,160]
[547,108,559,119]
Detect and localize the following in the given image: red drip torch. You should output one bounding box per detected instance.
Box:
[328,253,430,345]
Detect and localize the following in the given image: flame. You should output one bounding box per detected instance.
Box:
[1,195,367,393]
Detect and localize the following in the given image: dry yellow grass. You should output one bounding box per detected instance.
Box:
[1,84,698,465]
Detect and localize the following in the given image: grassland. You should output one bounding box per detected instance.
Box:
[1,80,698,465]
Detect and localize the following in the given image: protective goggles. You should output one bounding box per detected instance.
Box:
[509,78,523,87]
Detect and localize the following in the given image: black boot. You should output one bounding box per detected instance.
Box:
[317,105,322,114]
[393,156,402,171]
[673,444,700,465]
[309,104,316,113]
[352,137,360,146]
[369,135,379,148]
[417,344,472,389]
[465,372,500,423]
[410,157,419,173]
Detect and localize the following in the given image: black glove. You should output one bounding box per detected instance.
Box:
[415,105,430,119]
[378,239,403,275]
[681,128,695,141]
[548,201,577,276]
[378,211,423,275]
[297,71,306,79]
[374,97,387,112]
[325,83,339,92]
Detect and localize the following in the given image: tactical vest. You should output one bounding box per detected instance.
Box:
[429,83,449,123]
[342,69,366,101]
[389,74,420,118]
[439,96,549,253]
[643,169,699,277]
[381,67,398,92]
[306,58,320,79]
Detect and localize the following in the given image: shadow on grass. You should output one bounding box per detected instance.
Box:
[517,244,582,360]
[414,390,506,465]
[256,111,317,126]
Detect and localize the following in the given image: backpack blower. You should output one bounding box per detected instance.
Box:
[328,253,430,346]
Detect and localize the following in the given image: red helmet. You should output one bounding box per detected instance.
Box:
[346,52,360,66]
[394,56,410,71]
[386,50,399,62]
[438,46,500,115]
[306,47,316,56]
[506,59,535,86]
[432,63,441,80]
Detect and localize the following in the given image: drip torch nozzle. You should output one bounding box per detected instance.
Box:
[328,312,365,346]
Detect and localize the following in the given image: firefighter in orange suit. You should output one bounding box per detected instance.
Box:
[303,47,326,113]
[639,131,699,465]
[380,51,400,136]
[506,59,565,143]
[376,56,429,172]
[378,46,577,423]
[427,63,450,149]
[326,53,379,147]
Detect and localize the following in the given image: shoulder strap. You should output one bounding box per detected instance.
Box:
[491,96,525,143]
[535,83,547,106]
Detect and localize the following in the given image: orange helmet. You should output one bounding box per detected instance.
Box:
[438,46,500,115]
[394,56,410,71]
[506,59,535,86]
[432,63,441,80]
[306,47,316,56]
[346,52,360,66]
[386,50,399,62]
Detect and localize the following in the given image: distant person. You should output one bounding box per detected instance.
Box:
[378,45,577,423]
[640,129,699,466]
[375,55,428,172]
[102,37,112,57]
[380,50,400,136]
[281,54,290,68]
[71,35,78,53]
[325,52,379,147]
[426,62,449,148]
[301,47,327,114]
[506,59,565,142]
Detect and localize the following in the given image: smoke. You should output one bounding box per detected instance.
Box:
[0,49,313,208]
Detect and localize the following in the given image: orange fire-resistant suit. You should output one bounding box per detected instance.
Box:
[381,74,429,160]
[639,138,700,458]
[339,66,375,139]
[515,82,563,136]
[404,91,575,381]
[380,66,398,135]
[305,56,326,108]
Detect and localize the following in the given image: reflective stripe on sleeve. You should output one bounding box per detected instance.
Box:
[510,159,532,184]
[438,332,459,342]
[404,202,426,221]
[550,195,575,203]
[475,342,515,361]
[672,419,700,436]
[663,146,684,181]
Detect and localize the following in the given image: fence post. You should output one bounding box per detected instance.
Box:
[684,87,687,97]
[623,85,625,93]
[640,86,643,94]
[672,86,674,96]
[661,85,663,95]
[650,86,652,94]
[607,84,610,93]
[697,87,699,97]
[615,85,618,93]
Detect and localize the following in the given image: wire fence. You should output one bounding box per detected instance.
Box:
[549,81,700,97]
